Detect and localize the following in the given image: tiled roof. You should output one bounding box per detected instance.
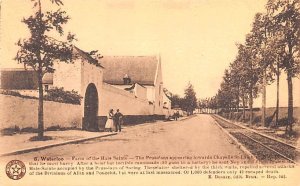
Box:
[0,69,53,88]
[0,69,38,89]
[100,56,158,85]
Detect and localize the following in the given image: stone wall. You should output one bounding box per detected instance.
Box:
[99,83,153,116]
[0,94,81,130]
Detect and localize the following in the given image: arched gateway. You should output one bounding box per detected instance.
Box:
[83,83,99,131]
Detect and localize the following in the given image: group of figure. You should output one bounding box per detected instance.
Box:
[105,109,123,132]
[173,111,180,121]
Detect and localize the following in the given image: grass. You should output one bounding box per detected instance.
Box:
[221,107,300,127]
[1,126,20,136]
[29,136,53,141]
[219,107,300,143]
[1,125,79,136]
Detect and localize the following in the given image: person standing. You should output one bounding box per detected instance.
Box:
[114,109,123,132]
[174,111,179,121]
[105,109,114,132]
[176,111,180,120]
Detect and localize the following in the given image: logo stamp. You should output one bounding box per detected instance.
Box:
[6,160,26,180]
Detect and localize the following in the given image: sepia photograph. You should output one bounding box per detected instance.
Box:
[0,0,299,185]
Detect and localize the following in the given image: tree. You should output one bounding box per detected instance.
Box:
[261,19,285,128]
[198,98,208,113]
[220,69,235,113]
[236,40,260,125]
[229,60,243,113]
[269,36,285,127]
[170,94,183,109]
[231,53,249,122]
[15,0,101,139]
[162,88,184,109]
[266,0,300,134]
[182,82,197,115]
[250,13,276,127]
[208,96,218,114]
[213,0,299,130]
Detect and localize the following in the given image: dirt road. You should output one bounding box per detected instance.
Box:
[2,114,248,161]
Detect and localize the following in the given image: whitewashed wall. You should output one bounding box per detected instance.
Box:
[134,84,147,101]
[99,83,153,116]
[53,59,82,94]
[145,85,155,102]
[153,61,164,115]
[0,95,81,130]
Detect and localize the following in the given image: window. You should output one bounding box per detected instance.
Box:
[44,85,49,91]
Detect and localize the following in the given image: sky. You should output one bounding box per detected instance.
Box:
[0,0,299,107]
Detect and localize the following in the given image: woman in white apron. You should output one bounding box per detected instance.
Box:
[105,109,114,132]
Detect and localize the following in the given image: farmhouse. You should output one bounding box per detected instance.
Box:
[100,56,165,115]
[0,47,172,131]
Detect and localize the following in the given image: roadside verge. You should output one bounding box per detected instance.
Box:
[0,131,117,157]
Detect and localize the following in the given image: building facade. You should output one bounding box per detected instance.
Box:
[0,47,171,131]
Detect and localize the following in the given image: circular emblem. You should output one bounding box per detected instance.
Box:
[6,160,26,180]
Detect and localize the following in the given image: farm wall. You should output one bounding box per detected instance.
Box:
[0,94,81,130]
[99,83,153,116]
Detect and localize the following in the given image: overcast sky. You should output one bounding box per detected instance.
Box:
[1,0,299,107]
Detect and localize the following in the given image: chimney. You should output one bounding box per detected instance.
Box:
[123,74,131,85]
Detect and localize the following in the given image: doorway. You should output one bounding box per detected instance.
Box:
[83,83,99,131]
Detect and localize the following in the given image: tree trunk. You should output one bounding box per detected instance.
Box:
[36,0,44,139]
[262,69,266,127]
[229,103,232,119]
[38,73,44,139]
[237,85,240,113]
[285,38,295,135]
[275,62,280,128]
[286,70,293,135]
[249,87,253,125]
[242,93,246,122]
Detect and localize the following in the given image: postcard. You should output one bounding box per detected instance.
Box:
[0,0,299,186]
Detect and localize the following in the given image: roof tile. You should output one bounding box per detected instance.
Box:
[101,56,158,85]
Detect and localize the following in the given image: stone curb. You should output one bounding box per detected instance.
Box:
[212,116,261,164]
[214,114,300,152]
[0,132,117,157]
